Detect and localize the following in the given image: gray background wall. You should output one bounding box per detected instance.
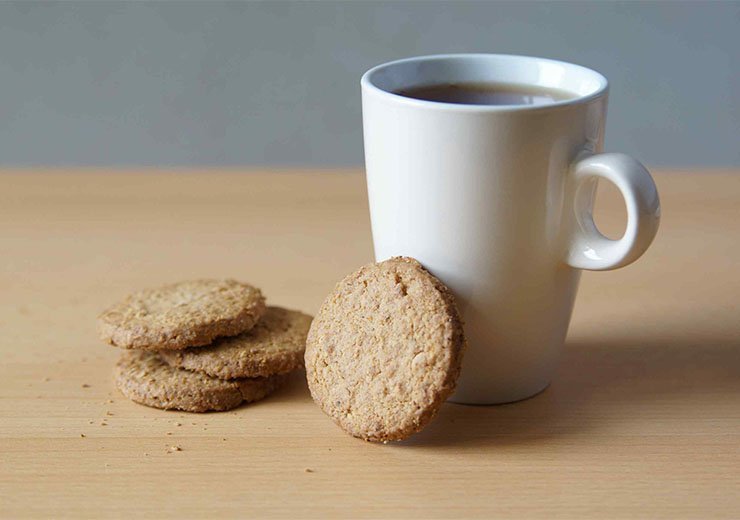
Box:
[0,1,738,168]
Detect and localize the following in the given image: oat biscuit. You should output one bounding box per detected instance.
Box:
[305,257,466,442]
[114,350,284,412]
[161,306,312,379]
[98,279,266,350]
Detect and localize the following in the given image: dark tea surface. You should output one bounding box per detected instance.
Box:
[394,82,576,106]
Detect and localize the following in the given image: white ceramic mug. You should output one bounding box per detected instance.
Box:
[361,54,660,405]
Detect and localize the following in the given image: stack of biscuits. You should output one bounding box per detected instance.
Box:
[98,279,313,412]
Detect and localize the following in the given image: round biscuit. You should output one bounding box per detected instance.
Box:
[305,257,465,442]
[114,350,284,412]
[98,279,266,350]
[160,306,312,379]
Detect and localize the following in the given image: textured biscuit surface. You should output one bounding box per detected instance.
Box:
[305,257,465,442]
[114,350,284,412]
[161,306,312,379]
[98,279,266,350]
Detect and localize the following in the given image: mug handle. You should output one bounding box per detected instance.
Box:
[564,152,660,270]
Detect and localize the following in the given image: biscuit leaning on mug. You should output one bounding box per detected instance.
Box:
[305,257,466,442]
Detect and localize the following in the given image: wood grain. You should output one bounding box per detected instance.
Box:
[0,170,738,519]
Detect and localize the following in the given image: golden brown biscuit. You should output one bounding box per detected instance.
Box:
[160,306,312,379]
[114,350,284,412]
[305,257,465,442]
[98,279,266,350]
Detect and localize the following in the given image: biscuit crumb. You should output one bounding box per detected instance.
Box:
[82,383,91,388]
[88,420,94,425]
[107,399,114,404]
[174,422,182,427]
[304,468,314,473]
[166,432,172,436]
[221,437,227,441]
[80,433,86,438]
[106,411,114,416]
[167,445,182,453]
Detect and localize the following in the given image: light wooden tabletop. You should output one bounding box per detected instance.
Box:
[1,170,738,519]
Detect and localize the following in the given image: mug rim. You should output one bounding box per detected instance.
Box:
[361,53,609,113]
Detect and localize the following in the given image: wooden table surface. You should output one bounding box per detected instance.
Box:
[1,170,738,519]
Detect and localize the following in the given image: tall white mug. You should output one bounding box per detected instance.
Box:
[361,54,660,405]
